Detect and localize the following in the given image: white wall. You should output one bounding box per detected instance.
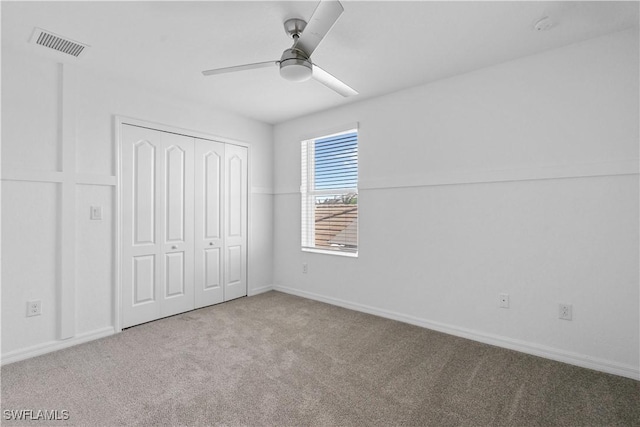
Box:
[272,29,639,379]
[1,47,274,360]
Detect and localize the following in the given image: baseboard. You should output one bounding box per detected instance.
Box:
[1,327,116,366]
[273,285,640,381]
[248,285,274,296]
[2,289,275,365]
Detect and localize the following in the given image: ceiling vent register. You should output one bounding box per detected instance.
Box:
[30,28,88,58]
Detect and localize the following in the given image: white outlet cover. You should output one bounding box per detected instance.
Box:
[27,300,42,317]
[559,303,573,320]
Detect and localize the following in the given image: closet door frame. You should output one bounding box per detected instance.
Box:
[114,116,251,332]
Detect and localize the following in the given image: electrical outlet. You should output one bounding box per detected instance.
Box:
[499,293,509,309]
[302,263,308,274]
[559,303,572,320]
[27,300,41,317]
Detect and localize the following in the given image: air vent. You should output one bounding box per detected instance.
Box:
[30,28,89,58]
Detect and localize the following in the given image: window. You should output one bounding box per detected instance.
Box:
[301,129,358,256]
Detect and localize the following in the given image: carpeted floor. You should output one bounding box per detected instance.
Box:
[1,291,639,426]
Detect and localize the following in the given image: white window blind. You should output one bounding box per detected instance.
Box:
[301,129,358,255]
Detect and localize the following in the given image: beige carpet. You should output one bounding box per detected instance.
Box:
[1,291,639,426]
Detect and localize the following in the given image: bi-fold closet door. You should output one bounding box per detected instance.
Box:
[121,124,247,328]
[193,140,247,308]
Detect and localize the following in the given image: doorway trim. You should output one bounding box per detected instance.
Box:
[113,115,251,333]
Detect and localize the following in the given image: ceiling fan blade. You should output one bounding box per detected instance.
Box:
[295,0,344,57]
[312,64,357,97]
[202,60,278,76]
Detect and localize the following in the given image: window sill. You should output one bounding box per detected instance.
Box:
[302,248,358,258]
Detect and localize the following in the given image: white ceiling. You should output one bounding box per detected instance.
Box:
[2,1,638,124]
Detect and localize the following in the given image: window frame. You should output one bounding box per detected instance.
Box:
[301,127,359,257]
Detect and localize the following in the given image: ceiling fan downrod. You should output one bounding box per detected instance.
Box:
[280,18,313,82]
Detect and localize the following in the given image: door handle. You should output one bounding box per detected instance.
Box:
[209,242,214,246]
[172,245,177,250]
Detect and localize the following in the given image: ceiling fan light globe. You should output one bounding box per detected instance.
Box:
[279,59,313,82]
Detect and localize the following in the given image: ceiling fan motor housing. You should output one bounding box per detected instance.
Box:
[279,48,313,82]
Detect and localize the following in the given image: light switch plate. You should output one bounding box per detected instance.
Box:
[90,206,102,220]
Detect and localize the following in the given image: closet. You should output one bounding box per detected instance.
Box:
[121,124,247,328]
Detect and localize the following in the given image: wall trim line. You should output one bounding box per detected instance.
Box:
[272,159,639,195]
[251,187,274,195]
[76,174,117,186]
[360,159,639,192]
[59,62,77,340]
[272,285,640,381]
[1,170,65,183]
[248,285,274,296]
[0,327,116,366]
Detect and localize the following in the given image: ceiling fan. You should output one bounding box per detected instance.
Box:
[201,0,357,97]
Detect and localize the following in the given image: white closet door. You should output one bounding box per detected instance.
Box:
[160,131,195,318]
[122,125,195,328]
[194,139,225,308]
[224,144,248,301]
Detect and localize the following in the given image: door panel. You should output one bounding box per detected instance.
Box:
[204,152,222,239]
[122,125,194,327]
[133,141,155,245]
[224,144,247,301]
[165,252,185,297]
[204,248,221,289]
[228,155,242,237]
[194,139,225,308]
[165,146,186,242]
[227,245,242,284]
[133,255,155,304]
[159,132,194,317]
[123,125,162,327]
